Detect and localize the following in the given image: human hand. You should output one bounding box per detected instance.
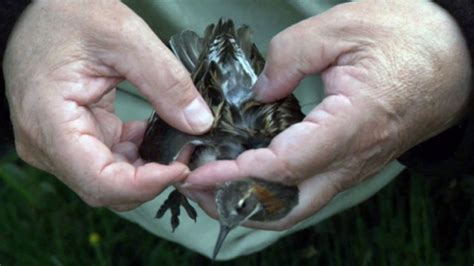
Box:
[3,0,213,211]
[184,0,471,230]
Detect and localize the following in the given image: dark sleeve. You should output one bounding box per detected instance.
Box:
[0,0,31,146]
[398,0,474,174]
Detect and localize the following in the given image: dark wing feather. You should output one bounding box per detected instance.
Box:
[240,94,305,139]
[249,44,265,75]
[139,19,303,166]
[170,31,204,72]
[139,115,203,164]
[237,25,265,75]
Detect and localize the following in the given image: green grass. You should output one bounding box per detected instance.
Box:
[0,151,473,266]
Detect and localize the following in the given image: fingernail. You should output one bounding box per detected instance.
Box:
[253,74,269,101]
[184,98,214,133]
[182,167,191,177]
[174,163,190,179]
[179,182,209,190]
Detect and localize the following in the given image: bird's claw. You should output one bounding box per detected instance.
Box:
[155,189,198,232]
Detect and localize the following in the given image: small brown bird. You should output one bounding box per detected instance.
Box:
[139,19,303,259]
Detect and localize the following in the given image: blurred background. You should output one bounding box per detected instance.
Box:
[0,145,473,265]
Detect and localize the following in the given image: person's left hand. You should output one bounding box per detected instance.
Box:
[182,0,472,230]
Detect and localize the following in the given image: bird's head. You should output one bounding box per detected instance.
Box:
[212,178,299,259]
[213,179,262,260]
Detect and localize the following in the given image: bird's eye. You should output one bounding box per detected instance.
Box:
[236,199,247,213]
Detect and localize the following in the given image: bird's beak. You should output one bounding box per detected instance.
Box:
[212,224,232,260]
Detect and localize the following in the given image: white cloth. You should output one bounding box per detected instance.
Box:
[114,0,405,260]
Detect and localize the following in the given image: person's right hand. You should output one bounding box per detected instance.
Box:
[3,0,213,211]
[184,0,471,230]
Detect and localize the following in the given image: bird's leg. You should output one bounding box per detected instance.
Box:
[155,189,198,232]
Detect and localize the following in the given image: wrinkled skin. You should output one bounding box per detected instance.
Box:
[3,0,214,211]
[184,0,472,230]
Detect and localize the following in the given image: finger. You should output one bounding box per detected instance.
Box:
[253,11,356,102]
[111,142,139,163]
[185,160,244,189]
[192,191,219,220]
[120,120,147,146]
[178,187,219,219]
[54,130,190,207]
[96,6,213,134]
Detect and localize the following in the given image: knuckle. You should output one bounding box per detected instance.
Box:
[167,66,188,89]
[278,157,304,185]
[120,22,141,40]
[327,3,357,22]
[165,65,191,90]
[267,28,307,76]
[162,67,195,106]
[262,149,303,185]
[111,11,143,38]
[268,32,290,57]
[269,22,306,55]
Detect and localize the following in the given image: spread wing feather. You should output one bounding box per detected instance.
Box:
[139,19,303,166]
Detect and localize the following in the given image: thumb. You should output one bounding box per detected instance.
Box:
[253,15,353,102]
[98,6,213,135]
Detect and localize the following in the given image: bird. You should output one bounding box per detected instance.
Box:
[139,19,303,260]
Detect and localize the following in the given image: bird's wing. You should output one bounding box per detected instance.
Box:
[240,94,305,139]
[236,25,265,76]
[140,19,273,164]
[169,30,204,73]
[139,114,204,164]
